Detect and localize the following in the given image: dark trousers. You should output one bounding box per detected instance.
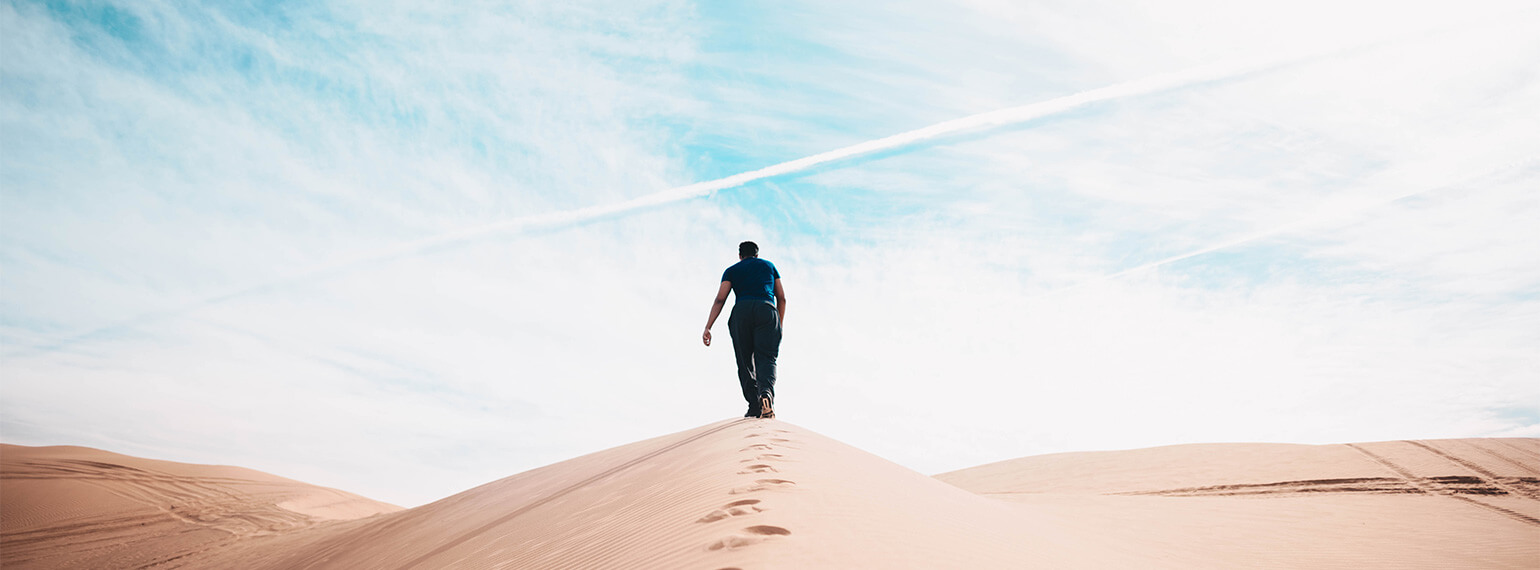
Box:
[728,301,780,411]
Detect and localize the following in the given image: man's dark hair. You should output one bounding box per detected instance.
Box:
[739,241,759,258]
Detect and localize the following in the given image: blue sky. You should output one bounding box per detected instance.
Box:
[3,0,1538,506]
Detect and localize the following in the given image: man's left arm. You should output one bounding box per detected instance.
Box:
[773,278,786,327]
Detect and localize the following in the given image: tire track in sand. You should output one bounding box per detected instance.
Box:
[1462,440,1540,477]
[1490,439,1540,464]
[1403,440,1540,500]
[1347,443,1540,527]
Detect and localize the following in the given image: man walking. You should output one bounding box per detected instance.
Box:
[703,241,786,419]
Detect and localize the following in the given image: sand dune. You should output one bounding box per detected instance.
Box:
[0,444,400,569]
[3,427,1537,569]
[939,438,1540,569]
[182,418,1153,569]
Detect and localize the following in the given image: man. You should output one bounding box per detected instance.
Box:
[703,241,786,419]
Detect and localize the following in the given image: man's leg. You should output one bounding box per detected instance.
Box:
[751,303,781,406]
[727,306,760,415]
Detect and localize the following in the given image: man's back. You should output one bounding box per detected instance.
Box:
[722,257,780,303]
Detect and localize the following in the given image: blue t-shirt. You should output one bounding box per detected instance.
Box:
[722,258,780,304]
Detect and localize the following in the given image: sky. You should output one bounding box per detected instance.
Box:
[2,0,1538,507]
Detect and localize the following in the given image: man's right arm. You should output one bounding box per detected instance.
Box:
[703,281,732,346]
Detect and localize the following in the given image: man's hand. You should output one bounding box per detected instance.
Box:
[704,281,731,347]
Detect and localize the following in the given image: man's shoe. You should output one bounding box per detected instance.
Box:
[758,396,775,419]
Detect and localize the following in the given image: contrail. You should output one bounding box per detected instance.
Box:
[305,38,1370,263]
[1030,156,1540,299]
[1,22,1474,359]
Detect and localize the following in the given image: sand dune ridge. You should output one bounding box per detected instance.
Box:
[4,428,1538,569]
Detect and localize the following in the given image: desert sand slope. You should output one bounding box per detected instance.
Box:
[938,438,1540,568]
[184,418,1172,570]
[12,429,1538,569]
[0,444,400,569]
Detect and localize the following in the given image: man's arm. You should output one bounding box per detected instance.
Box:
[773,278,786,327]
[703,281,732,346]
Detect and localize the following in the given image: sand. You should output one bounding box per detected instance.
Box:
[938,438,1540,569]
[2,425,1537,569]
[0,444,400,569]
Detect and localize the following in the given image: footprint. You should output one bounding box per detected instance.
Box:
[696,499,765,523]
[744,525,791,536]
[730,479,797,495]
[737,464,779,474]
[740,444,774,451]
[707,535,758,551]
[705,525,792,551]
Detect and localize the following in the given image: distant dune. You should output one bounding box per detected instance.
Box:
[938,438,1540,568]
[3,426,1537,569]
[0,444,400,569]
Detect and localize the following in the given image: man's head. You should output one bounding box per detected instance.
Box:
[739,241,759,259]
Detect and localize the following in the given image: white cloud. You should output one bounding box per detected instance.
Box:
[4,0,1537,508]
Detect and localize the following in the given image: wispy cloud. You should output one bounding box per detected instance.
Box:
[4,0,1537,507]
[8,10,1465,359]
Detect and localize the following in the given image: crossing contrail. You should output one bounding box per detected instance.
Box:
[4,20,1480,359]
[299,40,1369,264]
[1029,156,1540,300]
